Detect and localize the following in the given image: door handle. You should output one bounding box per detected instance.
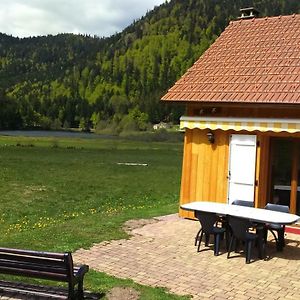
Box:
[227,171,231,180]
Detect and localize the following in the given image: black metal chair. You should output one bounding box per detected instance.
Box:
[232,199,254,207]
[194,212,226,247]
[227,216,264,264]
[194,211,226,256]
[264,203,289,251]
[230,200,255,248]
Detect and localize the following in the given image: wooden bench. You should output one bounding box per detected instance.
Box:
[0,247,89,299]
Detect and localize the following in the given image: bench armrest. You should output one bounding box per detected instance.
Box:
[74,264,89,280]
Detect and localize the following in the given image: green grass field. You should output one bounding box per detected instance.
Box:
[0,135,190,299]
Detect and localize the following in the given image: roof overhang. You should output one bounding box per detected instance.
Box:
[180,116,300,133]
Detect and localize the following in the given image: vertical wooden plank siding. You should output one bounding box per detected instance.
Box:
[254,135,261,208]
[179,129,229,217]
[257,135,270,208]
[209,130,228,202]
[202,133,212,201]
[209,141,219,202]
[189,130,201,201]
[221,132,230,202]
[290,142,299,214]
[216,130,229,202]
[179,129,193,218]
[195,130,206,200]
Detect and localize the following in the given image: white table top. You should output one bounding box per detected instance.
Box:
[181,201,300,225]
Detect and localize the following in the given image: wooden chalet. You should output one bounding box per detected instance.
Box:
[161,11,300,218]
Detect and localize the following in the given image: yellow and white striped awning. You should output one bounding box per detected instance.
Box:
[180,116,300,133]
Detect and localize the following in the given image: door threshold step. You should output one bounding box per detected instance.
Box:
[286,225,300,235]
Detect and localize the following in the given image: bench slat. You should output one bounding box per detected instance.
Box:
[0,266,68,281]
[0,259,68,275]
[0,248,65,259]
[0,254,65,267]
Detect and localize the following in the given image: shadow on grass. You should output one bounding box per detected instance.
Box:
[0,280,104,299]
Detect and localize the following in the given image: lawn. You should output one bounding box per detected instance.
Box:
[0,134,189,299]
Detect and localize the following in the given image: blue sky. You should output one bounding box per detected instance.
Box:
[0,0,167,38]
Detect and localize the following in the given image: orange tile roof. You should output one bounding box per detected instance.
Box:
[161,14,300,104]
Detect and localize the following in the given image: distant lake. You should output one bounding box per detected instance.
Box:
[0,130,117,139]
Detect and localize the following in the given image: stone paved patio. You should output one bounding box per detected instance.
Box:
[1,214,300,299]
[74,214,300,300]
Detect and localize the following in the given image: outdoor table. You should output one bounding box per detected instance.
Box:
[181,201,300,258]
[180,201,300,225]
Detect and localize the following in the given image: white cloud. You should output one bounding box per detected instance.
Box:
[0,0,166,38]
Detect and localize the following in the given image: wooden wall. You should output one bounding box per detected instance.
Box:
[179,130,300,217]
[179,129,229,218]
[255,134,270,208]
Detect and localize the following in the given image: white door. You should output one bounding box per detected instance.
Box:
[228,134,257,204]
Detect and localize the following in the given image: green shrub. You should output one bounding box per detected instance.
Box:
[39,116,52,130]
[51,119,62,130]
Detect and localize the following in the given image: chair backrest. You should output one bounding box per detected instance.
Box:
[264,203,289,213]
[232,200,254,207]
[195,211,219,234]
[228,216,252,241]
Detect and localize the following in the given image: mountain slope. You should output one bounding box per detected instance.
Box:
[0,0,299,130]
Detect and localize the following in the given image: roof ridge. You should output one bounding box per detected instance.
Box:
[230,13,300,25]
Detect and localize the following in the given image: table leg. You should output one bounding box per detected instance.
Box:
[256,224,266,259]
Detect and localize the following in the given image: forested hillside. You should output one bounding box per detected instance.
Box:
[0,0,299,131]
